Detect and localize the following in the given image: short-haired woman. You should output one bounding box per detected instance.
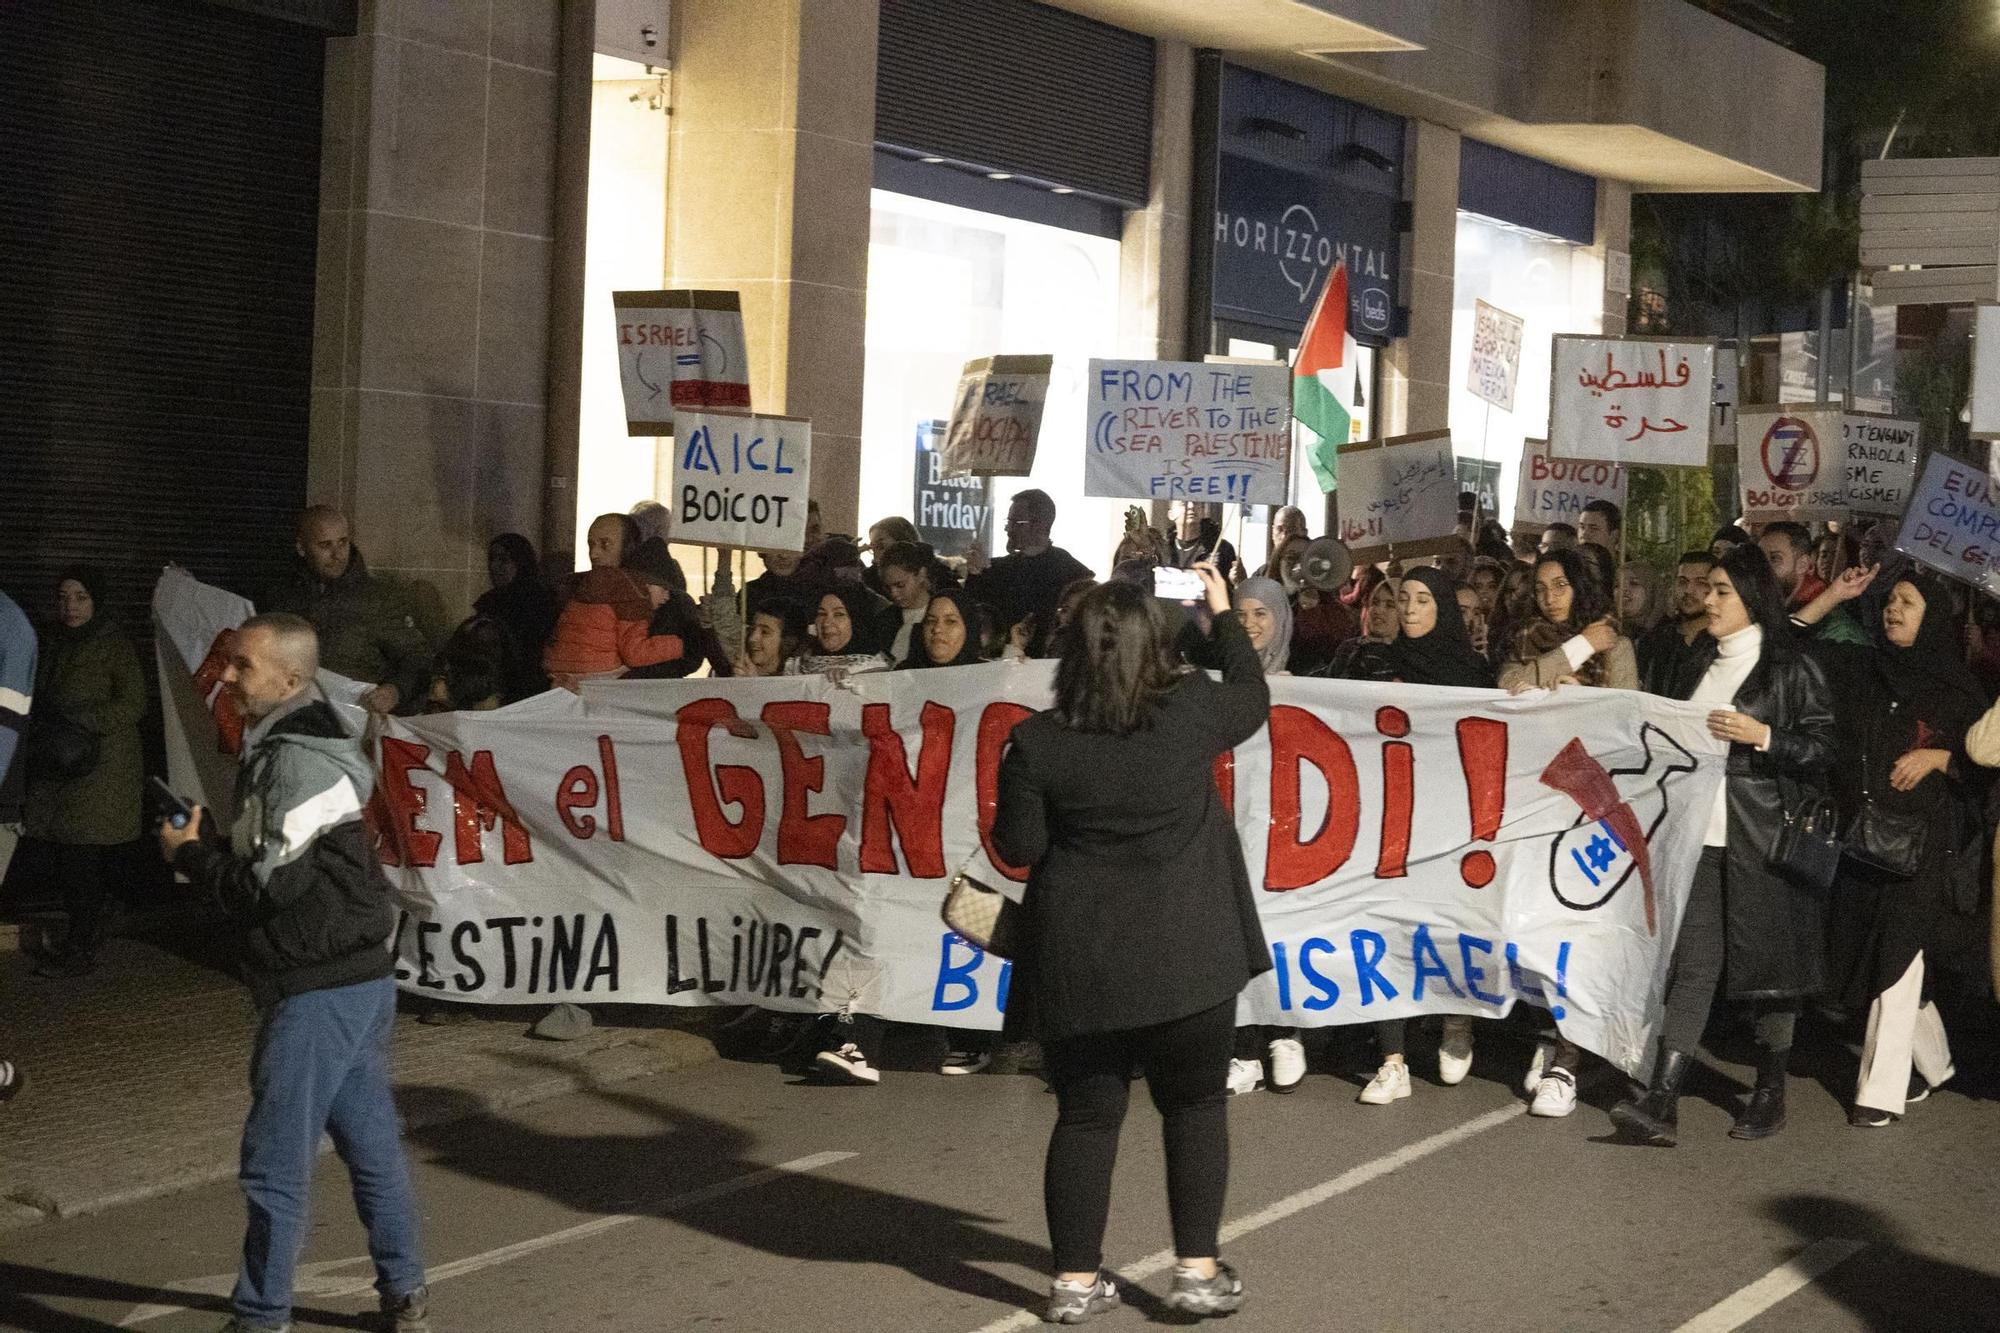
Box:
[993,564,1269,1323]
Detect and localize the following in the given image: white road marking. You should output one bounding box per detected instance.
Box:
[968,1101,1529,1333]
[119,1151,856,1326]
[1670,1238,1869,1332]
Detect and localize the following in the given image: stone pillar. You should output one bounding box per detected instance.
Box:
[312,0,562,620]
[1119,41,1194,363]
[663,0,878,536]
[1381,119,1459,437]
[1594,179,1633,335]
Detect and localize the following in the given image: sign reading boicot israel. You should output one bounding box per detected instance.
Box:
[1737,405,1847,522]
[1514,438,1627,531]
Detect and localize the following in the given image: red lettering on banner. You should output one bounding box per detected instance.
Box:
[974,702,1034,882]
[597,736,625,841]
[444,749,532,866]
[190,630,245,756]
[1265,705,1358,891]
[676,698,766,858]
[375,736,442,868]
[763,700,844,869]
[860,701,954,878]
[555,766,599,838]
[1375,707,1413,878]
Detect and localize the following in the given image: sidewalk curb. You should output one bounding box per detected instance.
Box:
[0,1027,720,1229]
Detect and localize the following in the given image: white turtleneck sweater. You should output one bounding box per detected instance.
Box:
[1689,623,1764,846]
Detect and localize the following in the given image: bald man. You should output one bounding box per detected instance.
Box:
[160,613,431,1332]
[264,507,431,714]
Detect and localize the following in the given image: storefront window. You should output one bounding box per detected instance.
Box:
[861,190,1123,568]
[1449,213,1602,528]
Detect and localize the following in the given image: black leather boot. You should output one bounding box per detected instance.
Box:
[1730,1047,1788,1140]
[1610,1046,1693,1146]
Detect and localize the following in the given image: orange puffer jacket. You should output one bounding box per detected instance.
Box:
[543,568,684,677]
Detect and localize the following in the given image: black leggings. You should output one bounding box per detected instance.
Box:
[1042,998,1234,1274]
[1660,847,1799,1055]
[56,843,109,958]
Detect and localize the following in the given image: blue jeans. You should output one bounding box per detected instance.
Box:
[234,977,425,1326]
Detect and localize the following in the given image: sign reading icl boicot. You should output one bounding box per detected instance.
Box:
[671,410,811,552]
[612,290,751,434]
[1514,438,1627,531]
[1084,359,1292,504]
[1737,406,1847,522]
[1335,430,1460,562]
[1897,452,2000,596]
[940,355,1052,478]
[1467,300,1526,412]
[1841,413,1921,515]
[1549,336,1715,467]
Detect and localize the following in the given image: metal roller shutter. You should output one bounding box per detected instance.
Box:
[876,0,1154,208]
[0,0,324,646]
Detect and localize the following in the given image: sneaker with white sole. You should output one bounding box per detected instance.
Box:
[1357,1060,1411,1104]
[814,1043,881,1085]
[1165,1260,1245,1316]
[1226,1057,1263,1096]
[382,1284,432,1333]
[1267,1037,1306,1093]
[1047,1273,1120,1324]
[1522,1041,1553,1096]
[1529,1065,1578,1117]
[941,1050,991,1076]
[1437,1017,1474,1086]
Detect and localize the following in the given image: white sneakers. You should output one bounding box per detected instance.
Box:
[1267,1037,1307,1092]
[1523,1041,1553,1095]
[1357,1060,1411,1104]
[1529,1065,1578,1117]
[814,1043,880,1085]
[1437,1017,1475,1086]
[1226,1057,1264,1096]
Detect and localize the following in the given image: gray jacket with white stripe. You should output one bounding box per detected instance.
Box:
[173,692,395,1007]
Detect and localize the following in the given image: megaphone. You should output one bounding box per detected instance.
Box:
[1298,537,1354,593]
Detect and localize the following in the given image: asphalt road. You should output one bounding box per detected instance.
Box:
[4,1017,1998,1332]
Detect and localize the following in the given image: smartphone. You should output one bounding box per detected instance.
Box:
[1153,566,1205,603]
[148,776,194,830]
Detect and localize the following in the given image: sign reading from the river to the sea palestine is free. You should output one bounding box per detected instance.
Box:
[1085,359,1293,504]
[1550,336,1716,467]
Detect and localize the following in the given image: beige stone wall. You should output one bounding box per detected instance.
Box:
[311,0,562,618]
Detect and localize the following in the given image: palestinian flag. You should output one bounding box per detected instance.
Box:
[1294,261,1350,492]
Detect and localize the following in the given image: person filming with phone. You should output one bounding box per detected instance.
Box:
[155,612,431,1333]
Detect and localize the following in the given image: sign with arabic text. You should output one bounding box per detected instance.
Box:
[1335,430,1459,562]
[1550,336,1714,467]
[1467,300,1526,412]
[1897,452,2000,597]
[1514,438,1627,532]
[941,354,1052,477]
[1841,413,1921,516]
[1738,406,1847,522]
[1085,359,1293,504]
[613,290,751,434]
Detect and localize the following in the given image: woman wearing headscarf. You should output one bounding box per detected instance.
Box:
[1335,567,1494,1104]
[1498,547,1638,692]
[474,533,559,700]
[797,583,893,675]
[24,568,145,977]
[1804,566,1988,1126]
[896,588,987,670]
[1611,544,1834,1146]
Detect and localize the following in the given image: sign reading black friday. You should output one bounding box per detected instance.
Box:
[1737,405,1847,522]
[912,421,993,557]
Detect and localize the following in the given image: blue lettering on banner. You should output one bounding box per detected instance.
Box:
[1350,929,1396,1003]
[1298,938,1340,1011]
[1256,928,1577,1017]
[931,932,1010,1014]
[1409,924,1466,1000]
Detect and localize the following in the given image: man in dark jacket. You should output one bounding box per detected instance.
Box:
[264,507,433,714]
[160,613,430,1333]
[1637,550,1714,697]
[965,489,1093,652]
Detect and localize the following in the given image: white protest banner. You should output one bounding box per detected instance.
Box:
[941,354,1052,477]
[612,290,751,434]
[1085,359,1292,504]
[1897,452,2000,596]
[1467,299,1525,412]
[1334,430,1459,562]
[1514,438,1627,532]
[156,572,1727,1076]
[1841,413,1921,516]
[1550,335,1715,466]
[672,410,811,551]
[1738,405,1848,522]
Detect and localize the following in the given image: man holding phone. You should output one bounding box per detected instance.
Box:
[157,612,430,1333]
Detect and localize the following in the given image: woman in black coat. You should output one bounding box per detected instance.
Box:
[474,534,559,700]
[1803,566,1987,1125]
[992,563,1268,1323]
[1611,544,1835,1146]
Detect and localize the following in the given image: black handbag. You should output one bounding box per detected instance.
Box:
[1770,789,1843,891]
[1844,721,1928,879]
[24,711,100,785]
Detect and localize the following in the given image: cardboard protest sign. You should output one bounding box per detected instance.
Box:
[941,354,1051,477]
[1514,438,1627,532]
[1334,430,1459,562]
[1737,405,1848,522]
[1841,413,1920,515]
[612,290,751,434]
[1897,452,2000,596]
[1467,300,1525,412]
[671,410,811,551]
[1085,359,1292,503]
[913,420,993,557]
[159,570,1728,1075]
[1550,335,1715,466]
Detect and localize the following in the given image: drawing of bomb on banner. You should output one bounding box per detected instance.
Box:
[1542,724,1699,935]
